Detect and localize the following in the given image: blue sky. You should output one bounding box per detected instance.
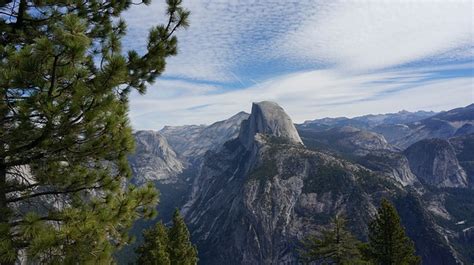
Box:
[123,0,474,130]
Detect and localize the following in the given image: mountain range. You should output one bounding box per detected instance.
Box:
[124,102,474,264]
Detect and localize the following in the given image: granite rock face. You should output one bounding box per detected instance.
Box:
[359,151,419,187]
[129,131,184,184]
[302,110,436,130]
[123,103,474,265]
[298,126,394,156]
[239,101,303,149]
[160,112,249,164]
[181,102,460,265]
[374,104,474,149]
[404,139,468,188]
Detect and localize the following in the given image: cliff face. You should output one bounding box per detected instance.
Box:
[129,131,184,184]
[374,104,474,149]
[160,112,249,164]
[358,151,419,187]
[298,126,394,157]
[181,102,459,265]
[404,139,468,188]
[239,101,303,149]
[123,103,474,265]
[183,136,381,264]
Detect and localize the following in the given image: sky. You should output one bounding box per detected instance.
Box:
[123,0,474,130]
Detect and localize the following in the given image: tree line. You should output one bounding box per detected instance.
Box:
[300,198,421,265]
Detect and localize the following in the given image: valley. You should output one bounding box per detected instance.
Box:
[124,102,474,264]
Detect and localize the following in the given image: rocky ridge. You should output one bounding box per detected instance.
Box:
[129,131,184,184]
[181,102,463,264]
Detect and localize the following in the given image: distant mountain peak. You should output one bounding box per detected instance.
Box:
[239,101,303,148]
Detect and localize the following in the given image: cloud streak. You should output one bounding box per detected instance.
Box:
[129,65,474,129]
[123,0,474,129]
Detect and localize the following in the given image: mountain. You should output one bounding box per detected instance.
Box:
[449,133,474,188]
[357,150,419,187]
[373,104,474,149]
[121,103,474,264]
[160,112,249,164]
[129,112,250,215]
[239,101,303,149]
[300,104,474,150]
[301,110,436,131]
[119,113,249,264]
[404,139,468,188]
[180,101,463,265]
[298,125,395,157]
[129,131,184,184]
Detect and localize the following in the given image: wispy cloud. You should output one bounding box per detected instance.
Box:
[129,65,474,129]
[124,0,474,129]
[276,1,473,72]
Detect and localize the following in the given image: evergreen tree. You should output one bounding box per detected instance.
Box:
[366,199,421,265]
[167,209,198,265]
[135,210,197,265]
[300,215,366,265]
[136,222,171,265]
[0,0,189,263]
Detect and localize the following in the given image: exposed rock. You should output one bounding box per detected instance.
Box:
[159,124,206,157]
[449,134,474,188]
[129,130,184,184]
[160,112,249,163]
[404,139,468,188]
[298,126,394,156]
[239,101,303,149]
[181,102,459,265]
[183,135,381,264]
[301,110,436,131]
[123,103,474,265]
[374,104,474,149]
[372,123,413,144]
[358,151,418,186]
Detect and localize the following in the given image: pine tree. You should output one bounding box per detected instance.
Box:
[167,209,198,265]
[136,222,171,265]
[300,215,366,265]
[0,0,189,263]
[366,199,421,265]
[136,210,197,265]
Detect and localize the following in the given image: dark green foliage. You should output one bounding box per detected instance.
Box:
[300,216,367,265]
[355,169,398,194]
[168,209,198,265]
[303,163,351,195]
[0,0,189,263]
[365,199,421,265]
[394,194,459,265]
[248,156,278,182]
[137,210,197,265]
[443,188,474,228]
[136,222,171,265]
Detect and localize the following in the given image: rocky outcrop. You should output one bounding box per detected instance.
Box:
[404,139,468,188]
[183,102,439,264]
[298,126,394,156]
[183,135,383,264]
[124,103,473,265]
[129,131,184,184]
[359,151,419,186]
[301,110,436,131]
[374,104,474,149]
[160,112,249,164]
[449,134,474,188]
[239,101,302,149]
